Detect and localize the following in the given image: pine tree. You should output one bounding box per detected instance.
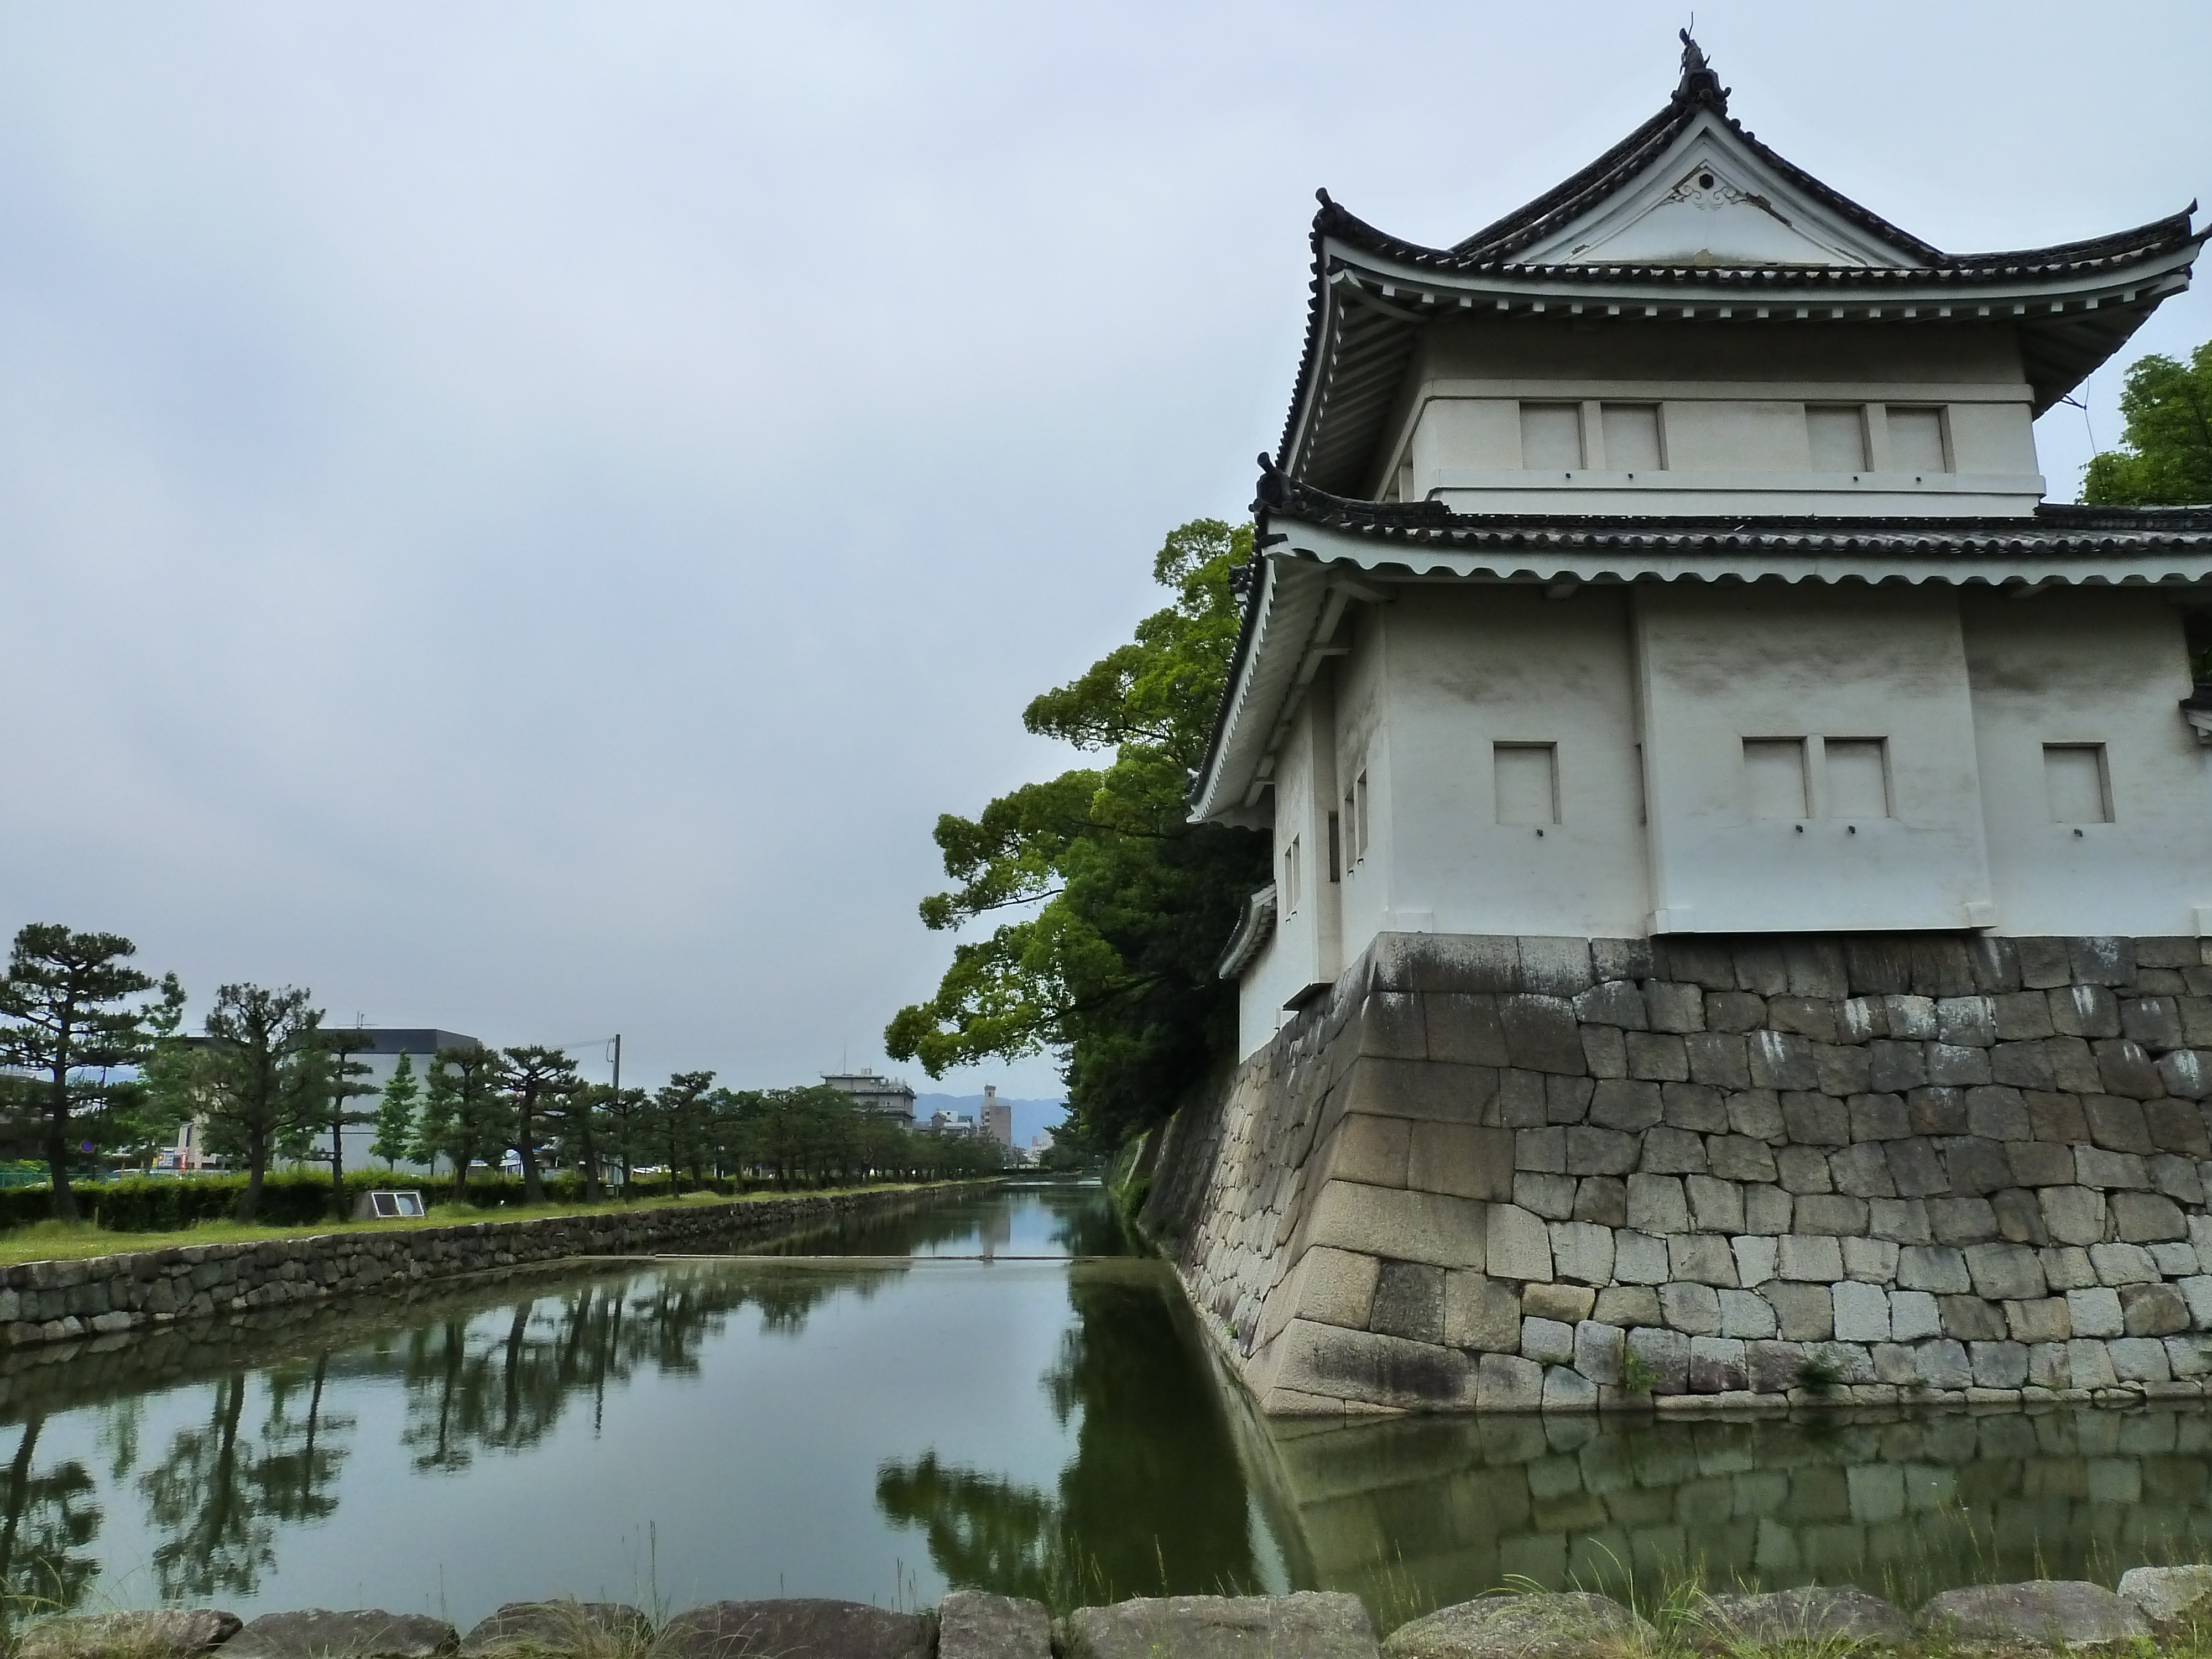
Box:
[371,1052,420,1171]
[198,984,326,1222]
[0,925,168,1219]
[413,1045,508,1198]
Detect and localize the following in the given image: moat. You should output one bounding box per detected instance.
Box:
[6,1182,2212,1630]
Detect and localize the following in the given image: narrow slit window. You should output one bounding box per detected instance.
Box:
[1343,786,1358,867]
[1743,738,1809,821]
[1601,404,1663,471]
[1519,403,1584,470]
[1807,405,1869,471]
[2044,744,2111,823]
[1355,770,1370,862]
[1494,743,1559,826]
[1283,834,1301,915]
[1824,738,1891,818]
[1327,811,1342,882]
[1888,406,1949,472]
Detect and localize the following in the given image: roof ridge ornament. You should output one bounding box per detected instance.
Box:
[1673,28,1729,111]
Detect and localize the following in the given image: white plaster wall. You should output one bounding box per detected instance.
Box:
[1333,607,1394,969]
[1964,591,2212,936]
[1366,586,1650,944]
[1385,317,2042,515]
[1636,585,1995,933]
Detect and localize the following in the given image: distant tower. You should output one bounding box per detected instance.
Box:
[981,1084,1014,1148]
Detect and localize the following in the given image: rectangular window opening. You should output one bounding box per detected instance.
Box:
[1601,404,1664,471]
[1519,402,1584,471]
[1327,811,1342,882]
[1494,742,1560,826]
[1355,770,1370,863]
[1283,834,1301,915]
[2044,743,2111,824]
[1888,406,1949,473]
[1743,738,1809,821]
[1824,737,1891,819]
[1807,405,1870,472]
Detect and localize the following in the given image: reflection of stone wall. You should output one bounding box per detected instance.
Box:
[1144,931,2212,1415]
[0,1183,979,1350]
[1268,1405,2212,1613]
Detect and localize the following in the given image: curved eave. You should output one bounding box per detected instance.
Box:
[1215,885,1278,979]
[1279,234,2200,495]
[1190,524,2212,826]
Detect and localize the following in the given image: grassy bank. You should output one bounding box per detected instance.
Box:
[0,1182,949,1269]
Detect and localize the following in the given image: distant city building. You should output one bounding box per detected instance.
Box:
[980,1084,1014,1148]
[823,1070,916,1123]
[928,1111,977,1136]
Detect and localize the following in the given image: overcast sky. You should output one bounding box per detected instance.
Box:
[1,1,2205,1103]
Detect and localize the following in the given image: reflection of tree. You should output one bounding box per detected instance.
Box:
[249,1357,352,1526]
[878,1272,1258,1607]
[392,1267,889,1474]
[1045,1190,1130,1260]
[0,1416,101,1629]
[135,1357,354,1602]
[138,1376,270,1600]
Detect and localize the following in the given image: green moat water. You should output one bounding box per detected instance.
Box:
[4,1182,2212,1630]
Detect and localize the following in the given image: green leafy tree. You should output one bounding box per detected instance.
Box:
[2083,340,2212,505]
[413,1045,507,1196]
[286,1027,378,1215]
[497,1046,577,1203]
[0,925,166,1217]
[650,1071,717,1190]
[199,984,327,1221]
[596,1086,651,1195]
[886,519,1268,1149]
[546,1081,609,1202]
[118,973,195,1168]
[371,1051,420,1171]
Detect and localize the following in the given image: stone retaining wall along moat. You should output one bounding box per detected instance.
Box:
[1144,931,2212,1415]
[0,1185,973,1352]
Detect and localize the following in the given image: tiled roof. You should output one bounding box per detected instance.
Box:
[1253,461,2212,556]
[1274,39,2202,493]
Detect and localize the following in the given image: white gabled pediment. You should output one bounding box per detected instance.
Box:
[1516,113,1919,269]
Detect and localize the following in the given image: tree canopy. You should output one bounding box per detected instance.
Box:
[885,519,1267,1150]
[0,925,175,1217]
[2082,339,2212,505]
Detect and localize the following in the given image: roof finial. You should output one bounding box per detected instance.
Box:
[1673,26,1729,109]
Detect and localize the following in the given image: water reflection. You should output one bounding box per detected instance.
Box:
[1266,1405,2212,1619]
[0,1416,97,1612]
[745,1181,1129,1260]
[876,1271,1262,1606]
[2,1185,2211,1630]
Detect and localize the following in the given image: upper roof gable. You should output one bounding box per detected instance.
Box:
[1512,110,1923,269]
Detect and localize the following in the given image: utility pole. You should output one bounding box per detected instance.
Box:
[611,1034,623,1197]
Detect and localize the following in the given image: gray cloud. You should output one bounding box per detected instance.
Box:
[0,0,2204,1097]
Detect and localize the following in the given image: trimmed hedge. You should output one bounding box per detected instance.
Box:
[0,1169,764,1234]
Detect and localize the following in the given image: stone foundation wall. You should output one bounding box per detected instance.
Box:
[1142,931,2212,1415]
[0,1183,978,1350]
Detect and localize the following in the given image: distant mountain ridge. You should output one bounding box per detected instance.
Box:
[914,1093,1066,1145]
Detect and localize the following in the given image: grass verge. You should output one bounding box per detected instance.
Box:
[0,1182,946,1269]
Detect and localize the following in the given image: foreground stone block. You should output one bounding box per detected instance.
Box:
[18,1609,241,1659]
[461,1601,651,1655]
[1383,1593,1653,1659]
[1918,1582,2148,1647]
[227,1610,458,1659]
[659,1600,931,1659]
[1689,1587,1911,1651]
[937,1592,1052,1659]
[2118,1566,2212,1628]
[1066,1593,1377,1659]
